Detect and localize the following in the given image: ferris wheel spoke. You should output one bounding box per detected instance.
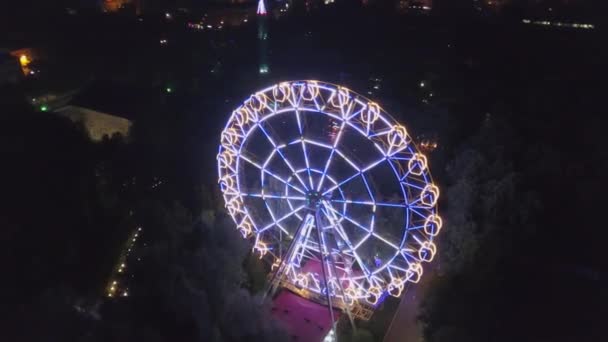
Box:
[316,120,346,191]
[294,111,314,189]
[321,155,387,196]
[409,206,429,220]
[324,205,371,234]
[261,200,294,238]
[371,232,400,250]
[259,204,307,233]
[320,203,373,280]
[241,193,307,201]
[258,123,310,191]
[239,153,306,195]
[320,202,355,249]
[330,199,407,208]
[301,140,315,189]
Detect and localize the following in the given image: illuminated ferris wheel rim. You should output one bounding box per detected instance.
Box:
[217,80,442,305]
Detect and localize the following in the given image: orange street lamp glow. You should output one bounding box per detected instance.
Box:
[19,55,30,67]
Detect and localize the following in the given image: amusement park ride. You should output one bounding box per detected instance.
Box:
[217,80,442,340]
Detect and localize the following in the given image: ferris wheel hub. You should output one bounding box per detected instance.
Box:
[305,190,325,208]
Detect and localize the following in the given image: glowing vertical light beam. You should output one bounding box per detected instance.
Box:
[257,0,267,15]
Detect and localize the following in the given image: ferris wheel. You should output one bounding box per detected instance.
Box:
[217,81,442,316]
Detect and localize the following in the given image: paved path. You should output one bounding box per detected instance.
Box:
[383,266,437,342]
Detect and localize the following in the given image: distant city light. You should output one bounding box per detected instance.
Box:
[522,19,594,30]
[19,55,30,67]
[166,87,172,93]
[420,81,425,87]
[40,105,48,112]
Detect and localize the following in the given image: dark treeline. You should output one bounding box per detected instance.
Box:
[0,85,286,341]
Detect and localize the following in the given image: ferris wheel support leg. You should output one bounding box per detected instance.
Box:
[314,208,338,340]
[316,207,357,333]
[265,214,313,299]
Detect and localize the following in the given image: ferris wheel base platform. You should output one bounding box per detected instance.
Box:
[272,290,341,342]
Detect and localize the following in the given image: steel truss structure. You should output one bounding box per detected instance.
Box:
[217,80,442,317]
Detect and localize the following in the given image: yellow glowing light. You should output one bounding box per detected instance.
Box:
[329,87,350,110]
[218,150,236,171]
[254,240,268,259]
[365,286,382,305]
[388,279,404,297]
[420,184,440,207]
[407,263,423,283]
[344,287,357,305]
[295,273,309,287]
[19,55,30,67]
[219,174,236,192]
[301,81,319,101]
[246,93,267,112]
[237,220,252,238]
[221,128,240,150]
[225,197,241,216]
[233,107,256,127]
[271,258,281,271]
[361,102,380,124]
[424,214,443,236]
[418,241,437,262]
[408,153,428,176]
[273,82,291,103]
[388,125,408,149]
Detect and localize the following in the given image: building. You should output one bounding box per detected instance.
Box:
[56,105,132,142]
[53,81,150,142]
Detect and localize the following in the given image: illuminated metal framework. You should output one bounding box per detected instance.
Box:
[257,0,267,16]
[217,81,442,311]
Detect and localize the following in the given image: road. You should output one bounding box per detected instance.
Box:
[382,265,437,342]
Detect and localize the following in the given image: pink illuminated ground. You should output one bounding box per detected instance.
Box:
[272,290,340,341]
